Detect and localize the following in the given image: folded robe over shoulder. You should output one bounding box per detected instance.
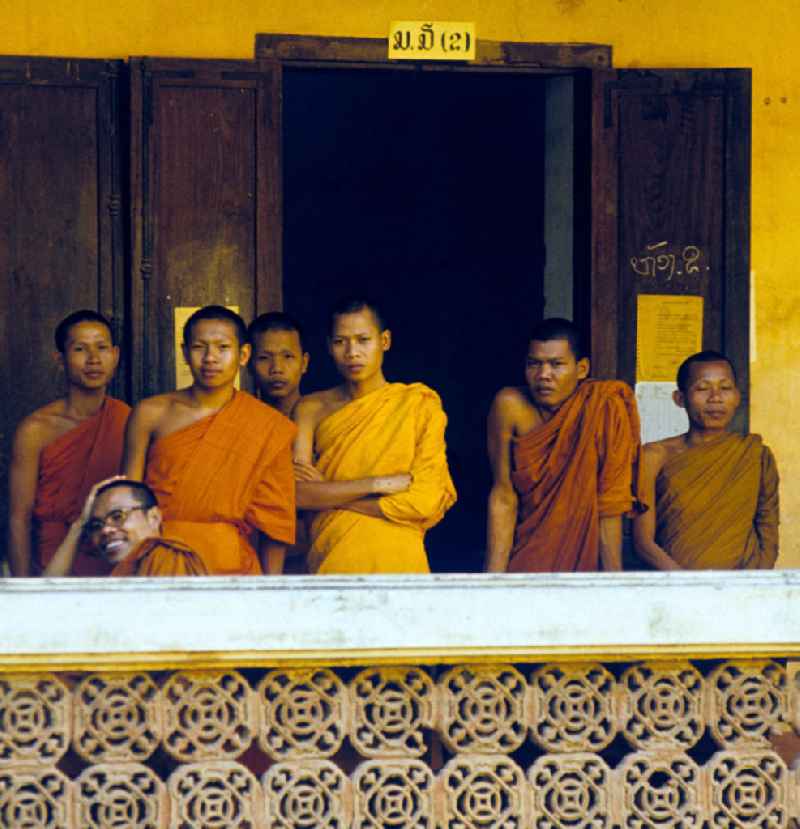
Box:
[509,380,642,573]
[32,397,130,576]
[653,432,779,569]
[111,537,209,576]
[144,391,296,575]
[309,383,456,574]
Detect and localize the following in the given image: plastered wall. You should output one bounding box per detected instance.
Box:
[3,0,799,565]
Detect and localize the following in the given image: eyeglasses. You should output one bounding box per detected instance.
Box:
[84,506,148,535]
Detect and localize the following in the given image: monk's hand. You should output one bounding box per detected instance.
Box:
[293,461,325,482]
[79,475,126,527]
[372,473,412,495]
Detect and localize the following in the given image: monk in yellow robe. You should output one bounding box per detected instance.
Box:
[486,318,642,573]
[44,478,210,577]
[8,310,129,576]
[123,306,296,575]
[633,351,779,569]
[294,298,456,574]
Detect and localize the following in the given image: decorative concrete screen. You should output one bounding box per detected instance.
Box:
[1,572,798,827]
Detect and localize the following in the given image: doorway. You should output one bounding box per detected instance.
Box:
[282,66,579,572]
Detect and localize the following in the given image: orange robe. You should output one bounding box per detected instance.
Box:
[508,380,642,572]
[144,391,296,575]
[111,537,209,576]
[309,383,456,574]
[32,397,130,576]
[653,433,779,569]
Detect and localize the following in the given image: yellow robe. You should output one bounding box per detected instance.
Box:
[654,432,779,569]
[309,383,456,574]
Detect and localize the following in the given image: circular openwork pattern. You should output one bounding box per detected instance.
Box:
[257,670,346,759]
[620,751,701,829]
[708,661,786,748]
[620,663,705,750]
[440,755,528,828]
[349,667,435,757]
[529,753,611,828]
[169,761,262,828]
[73,673,161,763]
[708,751,788,828]
[353,760,433,829]
[0,765,70,829]
[162,671,255,762]
[439,665,527,754]
[530,663,617,752]
[0,674,71,765]
[75,763,167,829]
[263,759,351,828]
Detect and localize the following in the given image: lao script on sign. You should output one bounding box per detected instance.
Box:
[388,21,476,60]
[636,294,703,383]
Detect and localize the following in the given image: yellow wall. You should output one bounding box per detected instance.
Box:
[4,0,799,565]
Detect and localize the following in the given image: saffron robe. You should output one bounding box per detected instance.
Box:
[111,537,209,576]
[32,397,130,576]
[309,383,456,574]
[653,433,779,569]
[144,391,296,575]
[508,380,642,572]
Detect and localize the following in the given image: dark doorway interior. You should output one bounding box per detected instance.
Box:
[283,66,548,572]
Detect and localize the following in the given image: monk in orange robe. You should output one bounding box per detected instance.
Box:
[8,310,130,576]
[294,298,456,573]
[634,351,779,570]
[123,306,296,574]
[486,318,642,572]
[44,478,210,577]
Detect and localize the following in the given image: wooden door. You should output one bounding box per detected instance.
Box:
[0,55,124,560]
[129,58,281,399]
[587,69,751,426]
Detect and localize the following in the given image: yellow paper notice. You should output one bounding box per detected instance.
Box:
[174,306,240,391]
[636,295,703,383]
[388,21,476,60]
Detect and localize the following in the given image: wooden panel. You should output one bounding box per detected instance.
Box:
[256,33,611,68]
[0,56,124,561]
[592,70,751,426]
[130,58,281,398]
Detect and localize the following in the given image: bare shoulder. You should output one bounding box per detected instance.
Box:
[490,386,531,423]
[642,435,685,471]
[129,391,184,428]
[131,392,174,417]
[295,387,345,426]
[12,400,69,452]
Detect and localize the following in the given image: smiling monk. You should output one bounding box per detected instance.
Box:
[123,306,296,575]
[486,318,642,573]
[8,310,130,576]
[293,297,456,574]
[43,477,208,577]
[633,351,779,570]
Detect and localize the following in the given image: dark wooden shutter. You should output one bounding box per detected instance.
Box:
[0,55,124,556]
[130,58,282,398]
[588,69,751,426]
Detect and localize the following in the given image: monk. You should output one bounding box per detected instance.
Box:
[486,317,642,573]
[248,311,312,573]
[633,351,779,570]
[293,298,456,574]
[44,477,208,577]
[248,311,309,418]
[123,305,296,575]
[7,310,130,576]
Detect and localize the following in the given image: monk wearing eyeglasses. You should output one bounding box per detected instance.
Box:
[43,477,209,577]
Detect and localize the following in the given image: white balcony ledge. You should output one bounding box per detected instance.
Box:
[1,570,799,670]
